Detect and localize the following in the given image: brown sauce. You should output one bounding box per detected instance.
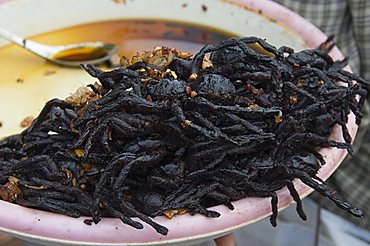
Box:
[52,46,108,62]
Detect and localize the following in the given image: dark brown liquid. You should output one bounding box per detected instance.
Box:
[52,46,108,62]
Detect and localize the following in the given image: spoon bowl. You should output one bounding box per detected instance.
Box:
[0,28,119,67]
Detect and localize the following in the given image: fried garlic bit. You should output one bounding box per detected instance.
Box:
[190,91,198,97]
[121,47,192,70]
[163,208,188,219]
[166,69,178,79]
[289,96,298,104]
[74,149,85,158]
[0,176,21,202]
[189,73,198,80]
[202,55,214,70]
[274,111,283,123]
[181,120,192,128]
[248,104,259,109]
[65,82,101,107]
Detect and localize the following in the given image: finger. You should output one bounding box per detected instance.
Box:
[0,232,15,245]
[214,233,236,246]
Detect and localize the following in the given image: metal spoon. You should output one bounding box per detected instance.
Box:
[0,28,120,67]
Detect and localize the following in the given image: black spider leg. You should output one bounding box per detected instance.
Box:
[82,119,112,157]
[292,67,334,92]
[305,149,326,167]
[336,102,352,144]
[116,198,169,235]
[187,141,234,167]
[34,155,64,180]
[294,101,327,120]
[344,84,367,119]
[187,111,231,142]
[289,170,364,218]
[284,82,319,103]
[0,134,22,148]
[0,147,25,163]
[270,192,279,226]
[329,58,348,72]
[129,79,143,98]
[328,73,354,87]
[24,99,72,135]
[81,64,141,91]
[77,90,160,129]
[112,149,167,191]
[98,68,141,82]
[117,92,161,114]
[318,34,335,52]
[23,177,92,209]
[21,189,77,203]
[159,183,221,218]
[348,97,364,125]
[84,86,148,124]
[74,120,96,148]
[80,64,103,78]
[247,189,279,226]
[82,113,147,157]
[239,36,283,57]
[339,69,370,87]
[103,201,144,230]
[152,185,193,215]
[91,153,136,223]
[328,85,364,141]
[202,152,227,171]
[186,151,228,176]
[100,126,111,153]
[16,197,82,218]
[206,191,234,210]
[311,69,335,94]
[278,46,294,54]
[231,172,286,226]
[4,155,63,179]
[87,83,102,95]
[223,112,269,136]
[285,133,351,151]
[286,181,307,220]
[192,97,282,119]
[169,100,223,140]
[312,49,335,67]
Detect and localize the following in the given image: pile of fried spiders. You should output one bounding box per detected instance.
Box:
[0,36,367,235]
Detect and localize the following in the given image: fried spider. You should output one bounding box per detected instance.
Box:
[0,37,367,235]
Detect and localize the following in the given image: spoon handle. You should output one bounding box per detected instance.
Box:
[0,28,55,58]
[0,27,25,47]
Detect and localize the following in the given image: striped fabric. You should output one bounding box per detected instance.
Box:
[275,0,370,230]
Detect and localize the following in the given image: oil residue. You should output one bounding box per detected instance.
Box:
[52,46,108,62]
[36,19,237,58]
